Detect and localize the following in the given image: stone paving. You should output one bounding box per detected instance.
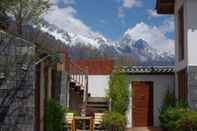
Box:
[126,127,162,131]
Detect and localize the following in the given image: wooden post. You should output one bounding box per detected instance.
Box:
[90,118,94,131]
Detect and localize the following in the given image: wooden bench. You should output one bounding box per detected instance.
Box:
[93,113,104,129]
[65,113,74,131]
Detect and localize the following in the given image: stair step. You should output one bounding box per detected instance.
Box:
[88,97,108,103]
[87,104,109,108]
[87,107,108,112]
[74,85,81,92]
[70,82,76,88]
[87,101,108,104]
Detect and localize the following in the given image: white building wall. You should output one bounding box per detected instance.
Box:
[186,0,197,66]
[126,75,175,128]
[88,75,110,97]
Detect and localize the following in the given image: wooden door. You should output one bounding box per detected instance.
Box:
[132,82,153,127]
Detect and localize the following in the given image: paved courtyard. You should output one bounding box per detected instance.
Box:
[126,127,162,131]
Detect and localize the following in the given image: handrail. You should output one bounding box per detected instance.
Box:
[69,61,89,116]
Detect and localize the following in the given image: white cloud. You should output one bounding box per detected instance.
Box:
[122,0,142,8]
[159,17,175,34]
[117,0,142,19]
[44,1,98,38]
[50,0,74,5]
[148,9,162,17]
[125,22,174,54]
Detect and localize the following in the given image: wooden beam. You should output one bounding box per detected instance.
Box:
[156,0,174,14]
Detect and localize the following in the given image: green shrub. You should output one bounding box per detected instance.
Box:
[175,99,188,108]
[44,99,66,131]
[176,111,197,131]
[159,106,187,131]
[161,89,175,111]
[108,68,129,115]
[103,111,126,131]
[160,98,189,131]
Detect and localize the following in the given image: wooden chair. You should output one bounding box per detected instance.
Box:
[93,113,104,129]
[65,113,74,131]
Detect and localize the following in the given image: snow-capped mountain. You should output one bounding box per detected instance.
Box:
[40,22,175,66]
[41,22,114,48]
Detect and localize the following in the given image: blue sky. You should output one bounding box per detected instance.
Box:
[72,0,171,40]
[44,0,175,53]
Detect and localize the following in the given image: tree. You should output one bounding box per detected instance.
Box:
[108,68,129,115]
[0,30,61,130]
[0,0,50,34]
[44,99,65,131]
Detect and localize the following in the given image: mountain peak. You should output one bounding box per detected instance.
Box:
[40,21,175,66]
[132,39,149,49]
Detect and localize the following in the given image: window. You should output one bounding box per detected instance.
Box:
[178,7,184,61]
[177,68,187,100]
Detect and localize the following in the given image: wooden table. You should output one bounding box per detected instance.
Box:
[72,116,94,131]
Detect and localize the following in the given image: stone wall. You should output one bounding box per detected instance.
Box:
[0,31,35,131]
[188,66,197,109]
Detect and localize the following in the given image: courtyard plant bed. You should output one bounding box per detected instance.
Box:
[44,99,66,131]
[159,91,197,131]
[103,111,126,131]
[103,68,129,130]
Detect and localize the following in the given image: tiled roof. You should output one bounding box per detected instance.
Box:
[72,59,113,75]
[120,66,175,74]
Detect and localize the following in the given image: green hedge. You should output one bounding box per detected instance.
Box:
[160,106,197,131]
[159,105,187,131]
[177,111,197,131]
[44,99,66,131]
[103,111,126,131]
[159,91,197,131]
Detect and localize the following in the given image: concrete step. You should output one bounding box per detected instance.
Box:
[87,103,109,108]
[87,97,109,112]
[87,97,108,103]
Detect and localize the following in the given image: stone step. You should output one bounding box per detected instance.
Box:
[87,103,109,108]
[87,97,108,103]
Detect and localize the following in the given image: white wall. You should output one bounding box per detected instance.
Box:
[186,0,197,66]
[88,75,110,97]
[126,74,175,128]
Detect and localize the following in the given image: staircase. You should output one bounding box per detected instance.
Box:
[69,62,109,114]
[69,62,89,114]
[87,97,109,113]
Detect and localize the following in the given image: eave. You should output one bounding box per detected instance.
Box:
[156,0,175,14]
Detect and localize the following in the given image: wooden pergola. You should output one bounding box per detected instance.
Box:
[156,0,175,14]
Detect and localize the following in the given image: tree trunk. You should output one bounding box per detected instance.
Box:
[16,20,22,35]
